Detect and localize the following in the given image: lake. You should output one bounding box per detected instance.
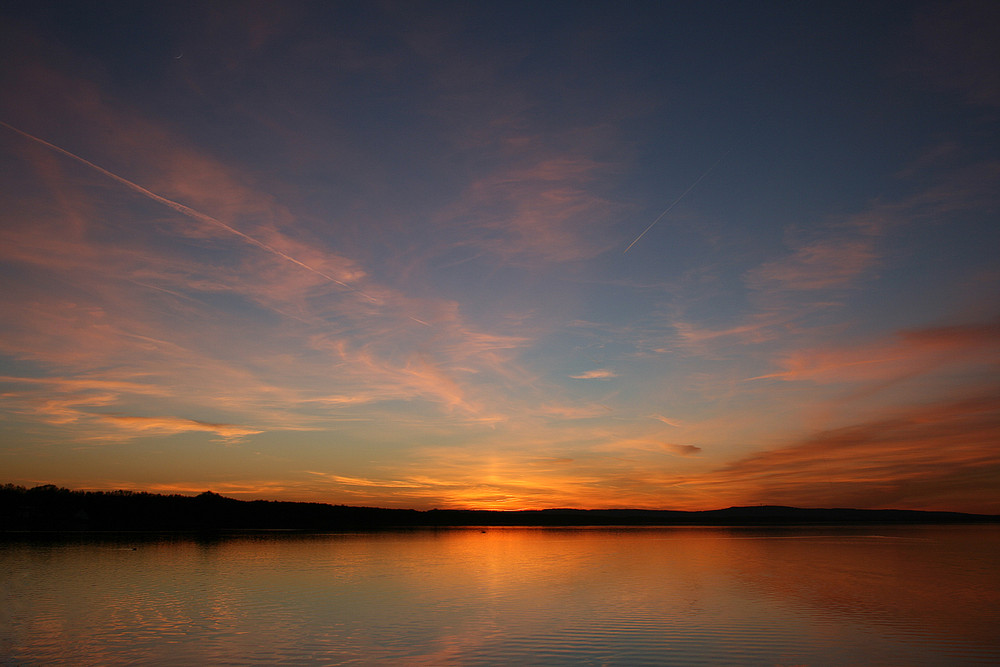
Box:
[2,525,998,665]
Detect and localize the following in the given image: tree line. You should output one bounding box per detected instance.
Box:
[2,484,996,531]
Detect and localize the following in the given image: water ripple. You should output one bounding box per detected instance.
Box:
[2,527,998,665]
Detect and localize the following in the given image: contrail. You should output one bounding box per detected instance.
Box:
[623,153,727,254]
[0,119,377,302]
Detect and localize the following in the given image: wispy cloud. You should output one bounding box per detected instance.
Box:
[750,318,1000,384]
[441,153,620,263]
[0,62,571,440]
[683,393,1000,513]
[667,155,999,367]
[570,369,618,380]
[0,374,262,442]
[2,3,997,514]
[745,237,879,292]
[95,414,262,441]
[0,119,377,302]
[594,436,702,458]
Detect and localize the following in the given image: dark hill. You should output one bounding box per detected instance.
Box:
[2,484,997,531]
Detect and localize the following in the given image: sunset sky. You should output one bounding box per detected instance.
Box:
[1,1,998,512]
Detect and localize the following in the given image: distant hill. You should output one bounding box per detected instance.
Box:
[2,484,997,531]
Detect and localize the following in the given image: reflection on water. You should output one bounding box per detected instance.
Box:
[2,526,998,665]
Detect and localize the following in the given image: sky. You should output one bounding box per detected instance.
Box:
[1,1,998,513]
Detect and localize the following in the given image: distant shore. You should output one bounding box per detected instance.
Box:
[3,484,998,532]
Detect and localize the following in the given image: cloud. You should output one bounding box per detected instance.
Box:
[570,369,618,380]
[0,60,575,438]
[0,24,640,456]
[666,155,999,368]
[745,237,879,292]
[528,457,575,466]
[306,472,427,490]
[684,392,1000,513]
[1,118,376,303]
[0,375,167,396]
[530,403,614,420]
[751,317,1000,384]
[671,313,792,350]
[441,153,620,264]
[0,374,263,442]
[2,4,996,515]
[593,437,701,459]
[95,414,262,441]
[662,443,702,457]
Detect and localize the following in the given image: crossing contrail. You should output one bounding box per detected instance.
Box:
[623,153,727,254]
[0,119,377,302]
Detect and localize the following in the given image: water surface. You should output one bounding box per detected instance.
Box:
[3,525,998,665]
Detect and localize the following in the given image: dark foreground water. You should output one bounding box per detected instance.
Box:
[2,525,998,665]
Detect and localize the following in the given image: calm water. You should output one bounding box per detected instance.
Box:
[2,525,998,665]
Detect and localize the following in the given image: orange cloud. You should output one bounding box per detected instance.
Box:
[570,369,618,380]
[679,393,1000,513]
[752,318,1000,384]
[531,403,614,420]
[95,414,262,441]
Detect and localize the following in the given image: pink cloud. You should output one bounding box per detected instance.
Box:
[3,45,642,446]
[746,237,879,292]
[671,313,792,350]
[752,318,1000,384]
[447,157,618,262]
[0,61,580,439]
